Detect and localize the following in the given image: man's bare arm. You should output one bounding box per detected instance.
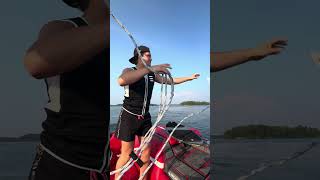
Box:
[24,21,108,79]
[155,74,199,85]
[211,39,287,72]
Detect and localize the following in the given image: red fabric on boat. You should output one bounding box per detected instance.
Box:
[110,128,169,180]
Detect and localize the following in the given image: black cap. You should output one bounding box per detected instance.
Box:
[129,46,150,64]
[62,0,80,8]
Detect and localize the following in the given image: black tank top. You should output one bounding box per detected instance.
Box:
[40,17,109,172]
[122,67,155,115]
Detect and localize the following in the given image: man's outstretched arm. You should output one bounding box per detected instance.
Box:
[211,39,287,72]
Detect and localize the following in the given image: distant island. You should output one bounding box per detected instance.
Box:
[180,101,210,106]
[0,134,40,142]
[110,104,159,106]
[224,125,320,139]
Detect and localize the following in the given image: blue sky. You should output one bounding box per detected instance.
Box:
[110,0,210,105]
[212,0,320,134]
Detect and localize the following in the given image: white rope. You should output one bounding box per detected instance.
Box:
[110,11,174,179]
[110,10,208,180]
[138,106,210,180]
[237,142,318,180]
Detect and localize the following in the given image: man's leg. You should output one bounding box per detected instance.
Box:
[138,136,151,180]
[115,141,134,179]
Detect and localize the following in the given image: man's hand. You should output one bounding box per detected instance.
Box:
[151,64,172,74]
[250,39,288,61]
[189,73,200,80]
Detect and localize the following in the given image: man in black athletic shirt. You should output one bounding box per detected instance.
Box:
[114,45,200,180]
[24,0,109,179]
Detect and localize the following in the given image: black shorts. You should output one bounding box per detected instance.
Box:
[28,145,108,180]
[115,109,152,142]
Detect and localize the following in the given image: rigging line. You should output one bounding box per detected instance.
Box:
[139,106,210,180]
[109,8,208,179]
[110,10,174,178]
[237,142,318,180]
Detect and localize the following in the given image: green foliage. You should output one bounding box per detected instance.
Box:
[180,101,210,105]
[224,125,320,139]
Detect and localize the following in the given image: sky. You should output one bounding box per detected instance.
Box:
[211,0,320,135]
[110,0,210,105]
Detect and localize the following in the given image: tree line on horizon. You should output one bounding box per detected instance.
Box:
[224,125,320,139]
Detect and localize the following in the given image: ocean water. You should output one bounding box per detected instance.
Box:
[0,105,209,179]
[212,138,320,180]
[0,142,38,180]
[110,105,210,139]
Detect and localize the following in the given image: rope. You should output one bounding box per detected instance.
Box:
[110,12,174,179]
[110,9,209,180]
[237,142,318,180]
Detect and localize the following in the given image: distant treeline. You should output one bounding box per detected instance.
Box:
[0,134,40,142]
[180,101,210,106]
[111,104,158,106]
[224,125,320,139]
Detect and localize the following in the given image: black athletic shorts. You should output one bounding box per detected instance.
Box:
[28,145,108,180]
[115,109,152,142]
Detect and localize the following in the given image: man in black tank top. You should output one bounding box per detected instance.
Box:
[114,46,200,179]
[23,1,109,180]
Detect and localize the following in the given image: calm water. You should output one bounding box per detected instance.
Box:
[0,105,209,179]
[3,139,319,180]
[0,142,38,180]
[212,138,320,180]
[3,108,320,180]
[110,105,210,139]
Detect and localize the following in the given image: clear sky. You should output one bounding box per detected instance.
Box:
[212,0,320,135]
[110,0,210,105]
